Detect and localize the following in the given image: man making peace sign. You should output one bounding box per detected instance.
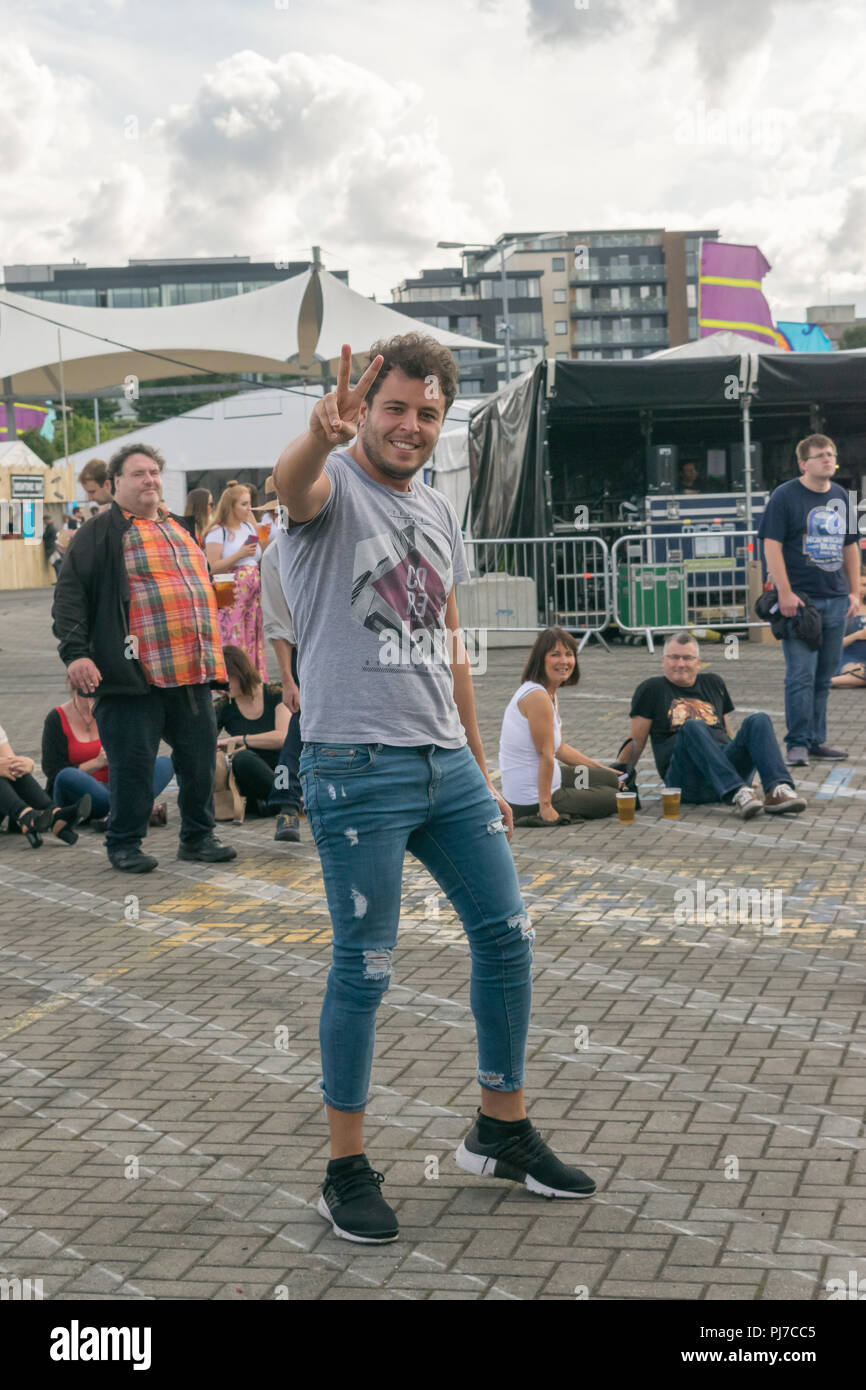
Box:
[274,333,595,1244]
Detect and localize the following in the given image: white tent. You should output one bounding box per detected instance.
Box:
[0,267,499,395]
[65,388,484,517]
[65,387,324,514]
[648,330,788,359]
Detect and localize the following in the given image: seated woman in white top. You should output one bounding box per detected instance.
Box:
[499,627,620,824]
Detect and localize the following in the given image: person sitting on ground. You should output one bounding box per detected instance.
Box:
[499,627,621,825]
[42,681,174,831]
[624,630,807,818]
[214,645,289,814]
[831,567,866,689]
[0,718,90,848]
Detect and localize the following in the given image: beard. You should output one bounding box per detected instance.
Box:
[359,419,436,482]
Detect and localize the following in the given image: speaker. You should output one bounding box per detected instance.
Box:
[731,442,763,491]
[647,444,678,494]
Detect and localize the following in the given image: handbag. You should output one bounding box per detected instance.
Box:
[213,750,246,822]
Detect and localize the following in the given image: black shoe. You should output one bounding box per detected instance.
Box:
[109,847,158,873]
[274,810,300,842]
[455,1110,596,1199]
[51,794,92,845]
[17,806,52,849]
[177,834,237,863]
[317,1155,399,1244]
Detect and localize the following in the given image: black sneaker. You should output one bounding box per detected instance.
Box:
[317,1155,399,1243]
[455,1111,596,1199]
[274,810,300,842]
[109,847,158,874]
[177,834,237,863]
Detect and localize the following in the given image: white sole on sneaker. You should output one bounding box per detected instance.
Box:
[454,1141,594,1199]
[316,1193,399,1243]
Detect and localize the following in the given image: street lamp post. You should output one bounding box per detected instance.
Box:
[437,239,512,384]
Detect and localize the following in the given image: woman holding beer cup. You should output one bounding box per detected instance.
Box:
[205,484,267,679]
[499,627,622,826]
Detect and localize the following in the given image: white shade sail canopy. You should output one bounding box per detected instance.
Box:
[0,268,498,395]
[648,330,787,359]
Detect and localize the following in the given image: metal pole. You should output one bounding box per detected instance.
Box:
[57,331,70,464]
[499,244,512,384]
[2,376,16,441]
[93,396,100,445]
[742,387,753,534]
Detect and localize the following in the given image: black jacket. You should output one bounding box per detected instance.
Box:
[52,502,215,698]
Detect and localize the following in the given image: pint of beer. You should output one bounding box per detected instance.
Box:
[214,576,236,610]
[662,788,681,819]
[616,791,636,824]
[257,523,271,547]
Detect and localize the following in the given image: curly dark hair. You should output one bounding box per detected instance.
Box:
[365,333,459,415]
[107,442,166,486]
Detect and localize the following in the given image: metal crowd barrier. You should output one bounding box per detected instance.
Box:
[611,528,763,650]
[460,536,612,650]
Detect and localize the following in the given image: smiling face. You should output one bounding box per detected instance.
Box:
[354,367,446,490]
[112,453,163,517]
[544,640,576,689]
[662,639,701,686]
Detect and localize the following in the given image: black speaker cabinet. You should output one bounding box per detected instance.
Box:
[647,444,678,494]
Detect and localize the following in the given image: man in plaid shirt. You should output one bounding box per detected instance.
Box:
[53,444,237,874]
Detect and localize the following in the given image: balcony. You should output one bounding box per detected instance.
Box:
[574,327,669,346]
[570,297,667,315]
[569,265,666,285]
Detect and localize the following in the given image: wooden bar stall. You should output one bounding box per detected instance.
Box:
[0,442,75,590]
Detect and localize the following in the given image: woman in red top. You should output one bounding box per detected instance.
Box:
[42,683,174,830]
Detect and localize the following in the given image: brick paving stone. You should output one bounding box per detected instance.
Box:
[1,589,865,1300]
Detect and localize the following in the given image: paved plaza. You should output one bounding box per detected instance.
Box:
[0,587,865,1302]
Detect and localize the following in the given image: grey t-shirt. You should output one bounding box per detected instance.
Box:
[277,449,470,747]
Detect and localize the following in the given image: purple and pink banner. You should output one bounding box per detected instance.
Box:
[0,402,55,440]
[699,242,789,350]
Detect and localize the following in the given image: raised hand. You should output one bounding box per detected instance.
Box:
[310,344,384,446]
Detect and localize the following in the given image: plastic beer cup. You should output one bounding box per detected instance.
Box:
[662,788,681,819]
[616,791,636,824]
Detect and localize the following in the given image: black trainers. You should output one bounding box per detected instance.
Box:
[317,1154,399,1243]
[177,834,237,863]
[455,1110,596,1199]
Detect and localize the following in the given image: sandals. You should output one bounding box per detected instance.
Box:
[16,806,53,849]
[50,794,92,845]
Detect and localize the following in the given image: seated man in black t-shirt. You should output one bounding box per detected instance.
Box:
[625,631,807,818]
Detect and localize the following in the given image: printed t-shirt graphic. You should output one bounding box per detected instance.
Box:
[351,524,450,638]
[803,503,845,571]
[668,697,722,731]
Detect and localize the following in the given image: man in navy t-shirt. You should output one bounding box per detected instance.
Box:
[758,434,860,765]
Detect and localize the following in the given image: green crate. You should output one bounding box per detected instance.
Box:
[617,564,686,628]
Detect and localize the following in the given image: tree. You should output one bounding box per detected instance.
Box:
[19,428,54,464]
[839,324,866,350]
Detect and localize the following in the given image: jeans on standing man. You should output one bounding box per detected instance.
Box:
[781,594,849,752]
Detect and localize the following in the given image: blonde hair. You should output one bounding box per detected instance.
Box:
[212,484,251,532]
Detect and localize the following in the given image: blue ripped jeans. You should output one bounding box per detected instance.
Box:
[300,742,532,1113]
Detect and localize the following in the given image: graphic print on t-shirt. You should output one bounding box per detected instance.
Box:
[351,523,451,640]
[802,503,845,571]
[668,697,721,731]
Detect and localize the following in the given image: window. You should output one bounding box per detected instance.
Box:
[506,311,544,337]
[574,287,592,310]
[420,315,450,331]
[686,282,697,309]
[552,257,565,272]
[553,288,567,303]
[554,320,568,335]
[457,378,484,396]
[456,315,482,339]
[555,351,570,359]
[479,277,541,299]
[108,286,161,308]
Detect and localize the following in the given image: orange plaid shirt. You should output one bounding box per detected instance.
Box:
[122,508,226,687]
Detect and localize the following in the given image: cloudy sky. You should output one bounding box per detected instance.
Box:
[3,0,863,320]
